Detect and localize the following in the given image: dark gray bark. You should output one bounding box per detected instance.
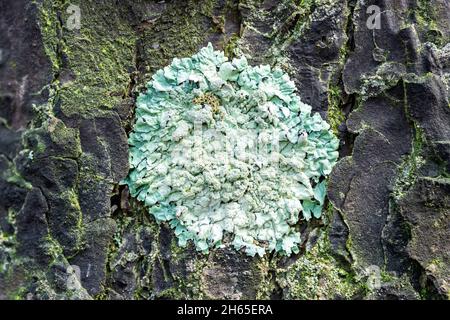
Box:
[0,0,448,300]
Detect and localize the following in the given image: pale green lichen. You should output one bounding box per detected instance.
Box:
[123,44,339,257]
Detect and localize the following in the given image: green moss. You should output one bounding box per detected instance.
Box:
[189,258,210,299]
[379,269,397,283]
[277,231,365,299]
[255,255,276,299]
[0,233,17,274]
[169,234,186,261]
[38,0,137,118]
[392,113,426,200]
[8,60,17,70]
[48,120,81,152]
[154,286,186,299]
[137,1,224,81]
[327,85,346,134]
[63,189,81,211]
[271,0,315,51]
[42,235,64,265]
[325,1,353,135]
[36,138,46,154]
[7,286,28,300]
[412,0,445,46]
[224,34,241,58]
[36,1,61,73]
[94,290,108,300]
[1,157,32,190]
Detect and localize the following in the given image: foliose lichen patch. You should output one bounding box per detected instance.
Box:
[123,44,339,256]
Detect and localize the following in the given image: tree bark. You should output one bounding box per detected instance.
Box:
[0,0,449,300]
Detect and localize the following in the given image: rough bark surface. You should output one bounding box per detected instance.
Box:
[0,0,448,300]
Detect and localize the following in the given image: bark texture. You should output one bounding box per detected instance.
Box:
[0,0,449,300]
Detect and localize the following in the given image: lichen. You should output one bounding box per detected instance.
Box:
[123,44,339,257]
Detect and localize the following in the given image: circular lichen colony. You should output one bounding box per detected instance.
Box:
[123,44,339,257]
